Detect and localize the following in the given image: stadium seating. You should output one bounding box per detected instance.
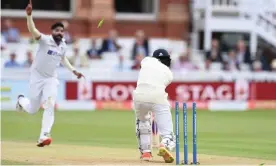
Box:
[1,37,187,70]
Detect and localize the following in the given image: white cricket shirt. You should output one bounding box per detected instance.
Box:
[31,34,67,78]
[133,57,173,105]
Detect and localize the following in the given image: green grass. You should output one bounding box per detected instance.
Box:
[1,160,34,165]
[2,110,276,160]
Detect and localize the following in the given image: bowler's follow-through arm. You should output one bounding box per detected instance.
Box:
[25,0,84,79]
[25,0,40,40]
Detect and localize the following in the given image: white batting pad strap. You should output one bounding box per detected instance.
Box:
[139,121,152,134]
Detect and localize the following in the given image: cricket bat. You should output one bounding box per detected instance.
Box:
[151,112,160,148]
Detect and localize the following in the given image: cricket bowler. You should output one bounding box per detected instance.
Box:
[132,49,175,163]
[16,1,84,147]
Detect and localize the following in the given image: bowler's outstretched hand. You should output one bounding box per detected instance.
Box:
[25,0,32,16]
[73,70,85,79]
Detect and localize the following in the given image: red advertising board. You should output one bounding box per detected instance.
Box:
[66,81,276,102]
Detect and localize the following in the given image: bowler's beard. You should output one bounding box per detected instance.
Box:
[52,34,63,43]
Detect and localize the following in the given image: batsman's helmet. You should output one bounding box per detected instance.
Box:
[152,48,171,68]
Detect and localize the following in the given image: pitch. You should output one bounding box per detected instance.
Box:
[2,110,276,165]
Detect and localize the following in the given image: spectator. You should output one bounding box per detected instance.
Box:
[61,20,74,44]
[131,30,149,60]
[271,59,276,72]
[68,43,88,68]
[99,29,121,55]
[252,61,263,72]
[86,39,100,59]
[1,34,7,50]
[23,50,33,68]
[223,50,240,71]
[118,54,125,70]
[172,51,198,72]
[131,54,144,70]
[2,19,20,43]
[205,39,223,69]
[4,52,20,68]
[235,40,252,65]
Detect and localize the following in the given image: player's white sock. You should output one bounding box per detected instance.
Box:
[40,107,54,139]
[18,97,32,113]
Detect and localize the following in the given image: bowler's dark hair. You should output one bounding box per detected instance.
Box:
[51,22,64,30]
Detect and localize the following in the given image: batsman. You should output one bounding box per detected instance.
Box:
[132,49,175,163]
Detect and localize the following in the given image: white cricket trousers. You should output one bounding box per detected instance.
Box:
[18,70,58,140]
[133,100,174,153]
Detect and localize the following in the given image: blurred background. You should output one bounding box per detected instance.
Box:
[1,0,276,111]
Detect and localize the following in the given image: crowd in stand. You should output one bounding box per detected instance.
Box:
[1,19,276,72]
